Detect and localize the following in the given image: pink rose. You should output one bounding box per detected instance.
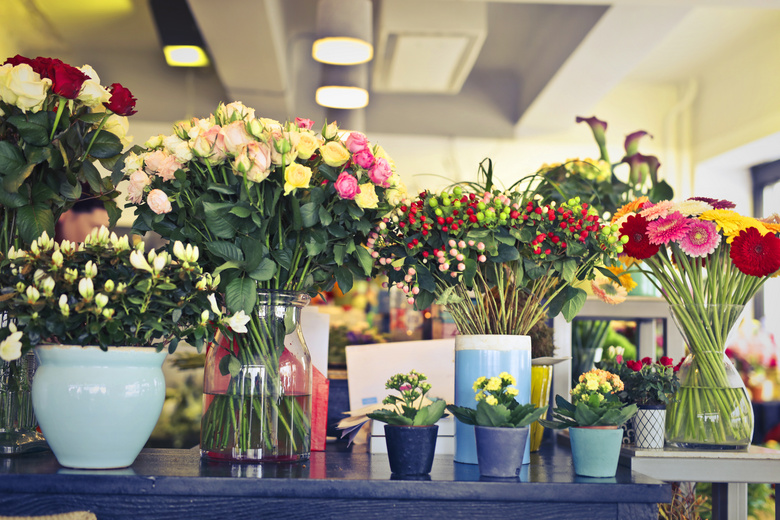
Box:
[345,132,368,153]
[353,149,375,169]
[368,157,392,187]
[157,154,183,181]
[294,117,314,130]
[127,181,145,204]
[129,170,151,187]
[334,172,360,200]
[143,150,167,176]
[234,141,272,183]
[147,189,172,214]
[221,121,254,155]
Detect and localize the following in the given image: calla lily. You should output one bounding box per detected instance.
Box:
[623,153,661,187]
[576,116,609,162]
[624,130,651,157]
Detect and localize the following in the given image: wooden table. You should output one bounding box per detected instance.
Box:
[619,444,780,520]
[0,440,669,520]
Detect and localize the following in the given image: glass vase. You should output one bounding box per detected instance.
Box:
[200,291,312,463]
[665,304,753,449]
[0,352,47,455]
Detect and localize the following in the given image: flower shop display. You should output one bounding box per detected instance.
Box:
[540,369,637,477]
[0,54,135,454]
[612,197,780,449]
[0,227,231,468]
[123,103,403,462]
[447,372,547,478]
[368,158,624,463]
[367,370,446,476]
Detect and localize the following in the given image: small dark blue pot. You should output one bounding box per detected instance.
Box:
[384,424,438,476]
[474,425,529,478]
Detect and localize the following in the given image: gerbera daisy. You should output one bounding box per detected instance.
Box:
[677,219,721,257]
[605,264,638,292]
[672,199,713,217]
[591,277,628,305]
[700,209,746,236]
[620,214,660,260]
[640,200,674,221]
[612,196,649,224]
[689,196,736,210]
[647,212,692,245]
[729,227,780,277]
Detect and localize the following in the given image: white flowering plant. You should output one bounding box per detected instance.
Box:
[446,372,548,428]
[367,370,447,426]
[0,226,246,361]
[0,54,137,250]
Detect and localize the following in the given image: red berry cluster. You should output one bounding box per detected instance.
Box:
[524,199,603,257]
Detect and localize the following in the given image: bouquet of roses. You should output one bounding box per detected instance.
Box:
[368,159,624,336]
[123,101,404,461]
[612,196,780,447]
[0,54,136,250]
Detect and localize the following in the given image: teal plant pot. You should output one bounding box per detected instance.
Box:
[32,345,167,469]
[475,425,529,478]
[569,426,623,478]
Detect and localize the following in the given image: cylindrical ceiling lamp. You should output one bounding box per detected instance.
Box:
[316,64,369,110]
[312,0,373,65]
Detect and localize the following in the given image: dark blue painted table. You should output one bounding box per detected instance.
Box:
[0,438,670,519]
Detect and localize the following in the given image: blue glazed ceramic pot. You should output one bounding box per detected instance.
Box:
[569,426,623,478]
[475,425,529,478]
[32,345,167,469]
[384,424,438,476]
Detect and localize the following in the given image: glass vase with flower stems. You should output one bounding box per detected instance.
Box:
[123,103,403,462]
[610,197,780,449]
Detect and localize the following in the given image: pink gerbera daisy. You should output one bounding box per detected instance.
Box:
[678,220,721,257]
[647,212,692,245]
[640,200,674,221]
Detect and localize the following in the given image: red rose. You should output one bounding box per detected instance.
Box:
[4,54,34,67]
[659,356,673,367]
[673,359,684,372]
[627,360,642,372]
[103,83,137,116]
[30,57,64,79]
[641,356,652,366]
[50,62,89,99]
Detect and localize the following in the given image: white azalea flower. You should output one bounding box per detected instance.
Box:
[207,294,222,316]
[0,329,23,362]
[225,310,250,334]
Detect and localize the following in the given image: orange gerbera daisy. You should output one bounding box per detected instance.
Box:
[612,196,649,224]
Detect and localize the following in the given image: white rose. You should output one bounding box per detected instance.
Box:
[122,151,145,174]
[163,134,193,163]
[1,64,51,113]
[76,65,110,108]
[103,114,132,147]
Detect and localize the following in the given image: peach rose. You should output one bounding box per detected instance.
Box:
[147,189,172,214]
[234,141,272,183]
[221,121,254,155]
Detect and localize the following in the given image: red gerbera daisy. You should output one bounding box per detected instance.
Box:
[729,227,780,277]
[620,214,660,260]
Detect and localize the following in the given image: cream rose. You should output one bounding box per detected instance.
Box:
[121,151,145,174]
[354,183,379,209]
[1,63,51,113]
[104,114,132,147]
[283,163,313,195]
[296,133,321,160]
[163,134,193,163]
[320,141,350,167]
[221,121,254,155]
[76,65,110,108]
[144,134,165,149]
[147,189,172,214]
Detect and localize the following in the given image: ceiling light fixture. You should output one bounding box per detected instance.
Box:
[150,0,210,67]
[316,64,369,110]
[312,0,373,65]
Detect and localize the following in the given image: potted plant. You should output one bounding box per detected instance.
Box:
[0,53,135,454]
[123,105,403,463]
[540,368,637,477]
[624,356,680,449]
[368,159,624,464]
[367,370,447,476]
[0,227,243,469]
[447,372,547,478]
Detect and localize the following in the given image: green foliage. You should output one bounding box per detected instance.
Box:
[539,394,637,429]
[367,370,446,426]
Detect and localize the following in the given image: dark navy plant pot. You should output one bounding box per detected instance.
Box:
[384,424,438,476]
[474,425,529,479]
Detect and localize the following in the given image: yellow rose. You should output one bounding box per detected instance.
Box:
[354,183,379,209]
[0,63,51,113]
[296,133,322,160]
[104,114,133,147]
[283,163,312,195]
[320,141,350,167]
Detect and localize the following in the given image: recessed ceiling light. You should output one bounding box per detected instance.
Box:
[315,86,369,109]
[312,37,373,65]
[163,46,210,67]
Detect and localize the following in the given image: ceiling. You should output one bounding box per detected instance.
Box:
[2,0,780,139]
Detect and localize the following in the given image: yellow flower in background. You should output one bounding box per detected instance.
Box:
[485,395,498,406]
[700,209,770,243]
[472,376,486,392]
[499,371,515,386]
[485,377,502,392]
[506,387,519,397]
[605,265,638,293]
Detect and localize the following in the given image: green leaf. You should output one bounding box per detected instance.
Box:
[560,258,578,284]
[304,231,327,256]
[229,205,251,218]
[59,180,83,201]
[207,241,245,262]
[476,402,510,427]
[81,160,103,193]
[248,257,276,281]
[226,277,257,315]
[492,242,520,262]
[334,266,353,294]
[240,238,265,272]
[318,205,333,226]
[333,243,346,266]
[213,260,244,277]
[2,162,35,194]
[291,196,303,230]
[84,130,122,159]
[0,188,28,209]
[16,203,54,244]
[8,114,50,146]
[355,244,373,276]
[560,287,587,321]
[300,202,320,228]
[104,199,121,229]
[205,214,238,239]
[0,141,26,175]
[446,404,477,426]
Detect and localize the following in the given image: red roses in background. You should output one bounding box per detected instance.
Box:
[627,355,682,373]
